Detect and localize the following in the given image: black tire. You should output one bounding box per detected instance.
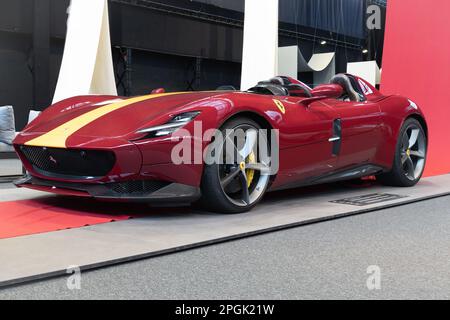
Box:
[199,117,272,213]
[378,118,427,187]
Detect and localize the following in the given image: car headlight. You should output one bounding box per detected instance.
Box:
[136,111,200,138]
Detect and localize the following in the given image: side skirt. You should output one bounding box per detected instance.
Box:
[269,164,386,192]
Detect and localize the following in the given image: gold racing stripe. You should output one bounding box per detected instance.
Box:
[25,92,186,148]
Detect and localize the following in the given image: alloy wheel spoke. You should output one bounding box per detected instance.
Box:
[246,162,271,174]
[405,157,416,179]
[401,153,409,164]
[239,130,258,160]
[409,150,425,158]
[219,124,271,208]
[402,133,410,150]
[409,129,420,149]
[238,171,250,205]
[224,136,242,164]
[221,167,241,188]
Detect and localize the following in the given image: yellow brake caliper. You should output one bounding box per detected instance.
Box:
[246,151,256,187]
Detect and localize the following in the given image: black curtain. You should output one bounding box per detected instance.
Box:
[193,0,366,39]
[366,0,386,66]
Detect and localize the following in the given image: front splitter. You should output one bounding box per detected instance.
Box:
[15,175,201,203]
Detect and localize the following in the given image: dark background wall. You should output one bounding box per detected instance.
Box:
[0,0,384,130]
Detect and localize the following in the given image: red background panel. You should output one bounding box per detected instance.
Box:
[381,0,450,176]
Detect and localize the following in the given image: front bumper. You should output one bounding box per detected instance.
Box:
[15,175,201,204]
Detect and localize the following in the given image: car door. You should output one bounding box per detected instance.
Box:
[324,98,383,170]
[271,96,340,189]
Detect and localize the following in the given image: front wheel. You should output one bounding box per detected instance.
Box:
[199,117,273,213]
[378,118,427,187]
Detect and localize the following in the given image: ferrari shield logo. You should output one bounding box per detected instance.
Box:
[273,99,286,114]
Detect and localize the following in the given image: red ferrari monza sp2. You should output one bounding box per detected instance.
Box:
[13,74,428,213]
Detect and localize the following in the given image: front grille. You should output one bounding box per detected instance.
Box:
[107,180,170,194]
[19,146,116,178]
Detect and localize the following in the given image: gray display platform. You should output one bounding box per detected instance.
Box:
[1,174,450,287]
[0,159,22,177]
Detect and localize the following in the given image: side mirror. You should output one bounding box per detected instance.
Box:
[151,88,166,94]
[310,84,343,99]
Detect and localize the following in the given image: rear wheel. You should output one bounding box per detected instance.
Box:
[378,118,427,187]
[200,117,272,213]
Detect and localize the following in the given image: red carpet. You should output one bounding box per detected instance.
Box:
[0,180,377,240]
[0,197,133,239]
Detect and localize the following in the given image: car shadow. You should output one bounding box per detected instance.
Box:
[24,179,382,218]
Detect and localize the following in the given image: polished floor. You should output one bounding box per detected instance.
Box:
[1,175,449,287]
[1,195,449,300]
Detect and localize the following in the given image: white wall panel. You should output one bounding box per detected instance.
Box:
[278,46,336,85]
[240,0,279,90]
[52,0,117,103]
[278,46,298,79]
[347,61,381,86]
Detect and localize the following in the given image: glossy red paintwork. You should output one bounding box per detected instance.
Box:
[310,84,344,98]
[14,76,427,196]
